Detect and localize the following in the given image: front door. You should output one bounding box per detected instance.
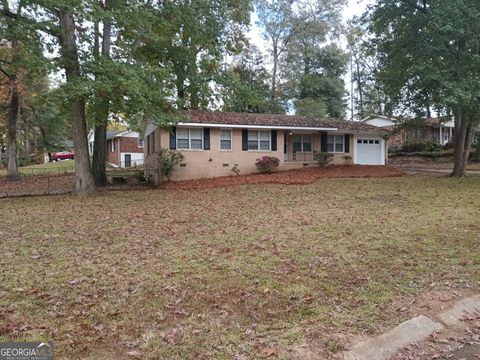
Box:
[124,154,131,168]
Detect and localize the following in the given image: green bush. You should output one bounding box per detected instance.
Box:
[400,139,441,153]
[18,155,34,167]
[255,156,280,173]
[391,151,452,159]
[473,134,480,161]
[314,152,334,167]
[342,155,352,165]
[156,149,184,182]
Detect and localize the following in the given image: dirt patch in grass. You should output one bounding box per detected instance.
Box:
[0,176,479,358]
[164,165,404,190]
[0,174,75,197]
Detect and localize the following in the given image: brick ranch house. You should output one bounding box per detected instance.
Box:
[362,115,454,148]
[144,111,387,182]
[88,130,144,167]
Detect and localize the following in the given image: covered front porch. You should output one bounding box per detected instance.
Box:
[283,130,351,164]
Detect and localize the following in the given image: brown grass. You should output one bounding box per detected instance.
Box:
[0,175,479,359]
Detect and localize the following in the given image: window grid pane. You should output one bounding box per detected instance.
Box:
[220,129,231,140]
[248,141,258,150]
[177,128,189,138]
[248,130,258,150]
[177,128,204,149]
[190,128,203,139]
[327,135,334,152]
[260,141,270,150]
[220,140,231,150]
[177,139,189,149]
[335,135,344,152]
[303,135,312,152]
[293,134,302,152]
[259,131,270,140]
[190,139,203,149]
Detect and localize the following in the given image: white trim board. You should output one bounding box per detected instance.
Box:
[145,123,338,135]
[177,122,338,131]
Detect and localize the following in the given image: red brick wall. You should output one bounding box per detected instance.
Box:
[106,137,143,166]
[107,139,120,165]
[119,137,144,153]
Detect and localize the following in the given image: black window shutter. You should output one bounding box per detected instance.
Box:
[344,134,350,153]
[320,132,328,152]
[203,128,210,150]
[242,129,248,151]
[271,130,277,151]
[170,127,176,150]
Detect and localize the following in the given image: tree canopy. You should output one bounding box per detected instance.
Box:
[367,0,480,176]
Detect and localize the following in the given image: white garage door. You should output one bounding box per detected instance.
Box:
[356,138,384,165]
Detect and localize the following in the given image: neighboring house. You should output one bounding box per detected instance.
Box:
[87,130,144,167]
[144,111,387,182]
[362,115,455,147]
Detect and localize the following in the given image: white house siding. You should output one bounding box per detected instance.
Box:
[120,152,144,167]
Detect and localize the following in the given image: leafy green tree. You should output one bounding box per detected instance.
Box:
[132,0,251,110]
[256,0,295,105]
[346,18,394,119]
[0,0,46,178]
[294,44,348,118]
[368,0,480,177]
[220,45,283,113]
[257,0,347,117]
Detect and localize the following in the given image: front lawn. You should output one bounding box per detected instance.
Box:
[0,176,479,358]
[0,159,75,176]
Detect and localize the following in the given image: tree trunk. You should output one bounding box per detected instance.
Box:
[176,71,186,108]
[58,9,95,193]
[92,4,111,186]
[353,52,364,119]
[271,40,278,102]
[6,75,19,179]
[451,110,475,177]
[92,121,107,185]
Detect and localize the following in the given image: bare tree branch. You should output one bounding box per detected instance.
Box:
[0,65,11,78]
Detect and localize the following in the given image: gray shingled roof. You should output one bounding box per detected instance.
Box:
[106,130,123,139]
[184,110,383,134]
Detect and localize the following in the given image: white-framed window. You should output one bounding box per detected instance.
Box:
[177,127,203,150]
[220,129,232,150]
[327,135,344,153]
[89,143,93,154]
[111,139,115,152]
[248,130,270,151]
[138,138,144,148]
[292,134,312,152]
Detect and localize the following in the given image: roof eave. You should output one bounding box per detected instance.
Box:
[177,122,338,131]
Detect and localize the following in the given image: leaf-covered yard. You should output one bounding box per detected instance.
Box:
[0,176,479,359]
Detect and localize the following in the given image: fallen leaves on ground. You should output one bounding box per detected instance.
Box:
[0,176,479,358]
[164,165,404,190]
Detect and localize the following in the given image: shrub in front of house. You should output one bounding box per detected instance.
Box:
[314,152,334,167]
[400,139,441,153]
[342,155,352,165]
[157,149,185,182]
[255,156,280,174]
